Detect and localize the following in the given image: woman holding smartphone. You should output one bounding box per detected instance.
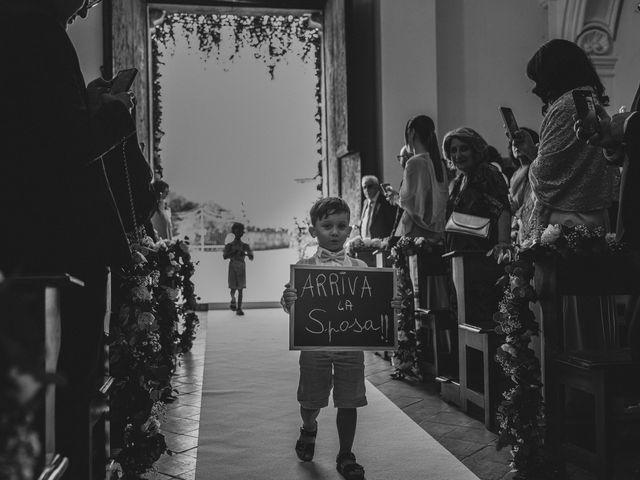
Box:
[511,39,617,239]
[512,39,620,355]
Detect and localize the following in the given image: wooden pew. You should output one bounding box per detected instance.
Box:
[534,254,640,479]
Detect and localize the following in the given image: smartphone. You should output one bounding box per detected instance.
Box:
[110,68,138,94]
[499,107,519,138]
[572,89,600,135]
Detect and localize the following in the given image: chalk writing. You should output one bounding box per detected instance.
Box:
[305,308,390,343]
[290,265,397,350]
[300,272,373,299]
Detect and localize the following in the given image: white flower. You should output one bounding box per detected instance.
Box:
[520,237,534,249]
[131,285,152,302]
[371,238,382,249]
[165,287,179,301]
[137,311,156,330]
[540,224,562,245]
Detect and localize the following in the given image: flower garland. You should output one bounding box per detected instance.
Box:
[494,224,628,477]
[177,239,200,353]
[387,236,440,379]
[110,234,200,478]
[151,13,322,175]
[493,248,544,476]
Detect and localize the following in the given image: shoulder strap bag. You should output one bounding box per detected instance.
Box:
[445,177,491,238]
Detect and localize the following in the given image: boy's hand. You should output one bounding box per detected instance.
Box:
[391,296,403,310]
[281,283,298,312]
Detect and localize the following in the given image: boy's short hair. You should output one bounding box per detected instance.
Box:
[309,197,351,225]
[231,222,245,234]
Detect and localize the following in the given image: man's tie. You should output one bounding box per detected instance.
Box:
[363,200,374,238]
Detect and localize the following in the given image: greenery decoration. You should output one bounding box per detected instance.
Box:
[388,236,442,379]
[150,13,322,177]
[494,224,628,478]
[344,236,384,257]
[110,233,200,478]
[494,248,544,477]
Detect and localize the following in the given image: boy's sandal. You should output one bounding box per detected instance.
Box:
[336,452,365,480]
[295,423,317,462]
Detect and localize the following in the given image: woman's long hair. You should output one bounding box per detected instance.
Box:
[405,115,445,182]
[527,39,608,114]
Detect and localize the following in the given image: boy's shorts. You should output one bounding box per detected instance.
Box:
[228,260,246,289]
[297,351,367,409]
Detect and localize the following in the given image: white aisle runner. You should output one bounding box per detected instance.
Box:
[196,309,479,480]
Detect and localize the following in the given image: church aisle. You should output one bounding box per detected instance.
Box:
[146,309,597,480]
[194,309,479,480]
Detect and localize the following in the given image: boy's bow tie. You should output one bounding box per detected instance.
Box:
[318,249,346,262]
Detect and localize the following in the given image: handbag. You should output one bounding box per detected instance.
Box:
[445,211,491,238]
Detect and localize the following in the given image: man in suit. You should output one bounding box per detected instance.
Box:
[360,175,398,240]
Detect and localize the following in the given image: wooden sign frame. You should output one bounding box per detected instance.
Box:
[289,264,398,351]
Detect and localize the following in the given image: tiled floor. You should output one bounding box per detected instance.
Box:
[146,311,601,480]
[363,352,513,480]
[143,313,207,480]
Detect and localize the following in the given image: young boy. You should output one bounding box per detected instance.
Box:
[223,222,253,315]
[282,197,395,480]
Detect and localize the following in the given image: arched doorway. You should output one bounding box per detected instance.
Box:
[105,0,362,305]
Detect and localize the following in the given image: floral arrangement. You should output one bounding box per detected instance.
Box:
[493,224,627,477]
[344,235,384,257]
[110,233,199,478]
[523,223,626,256]
[493,248,545,476]
[387,236,441,379]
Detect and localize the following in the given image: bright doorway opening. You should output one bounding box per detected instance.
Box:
[151,11,323,305]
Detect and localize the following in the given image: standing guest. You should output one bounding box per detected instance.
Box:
[512,39,617,237]
[513,39,620,352]
[443,128,511,255]
[281,197,400,480]
[0,1,153,479]
[150,180,173,240]
[385,115,449,241]
[359,175,397,240]
[385,115,450,309]
[443,127,511,324]
[507,127,539,243]
[223,222,253,316]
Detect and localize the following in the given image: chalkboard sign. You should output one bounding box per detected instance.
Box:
[289,265,398,351]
